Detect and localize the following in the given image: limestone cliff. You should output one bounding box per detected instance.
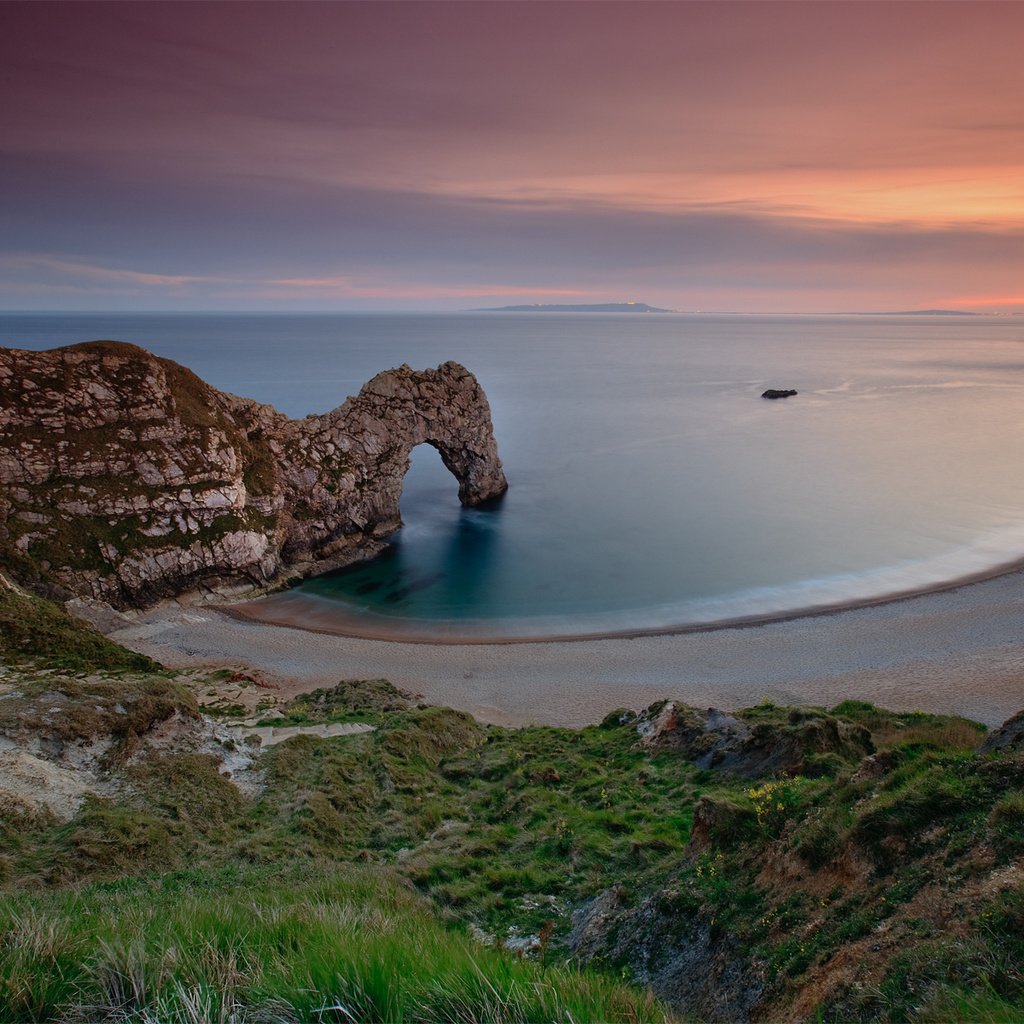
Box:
[0,341,507,608]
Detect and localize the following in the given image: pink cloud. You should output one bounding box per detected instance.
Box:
[3,3,1024,311]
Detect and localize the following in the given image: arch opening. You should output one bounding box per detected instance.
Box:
[399,442,463,526]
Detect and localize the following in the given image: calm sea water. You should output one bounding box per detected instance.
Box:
[4,312,1024,636]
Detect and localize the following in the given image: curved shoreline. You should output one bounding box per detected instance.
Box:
[111,556,1024,731]
[223,551,1024,645]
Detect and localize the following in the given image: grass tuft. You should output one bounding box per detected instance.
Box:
[0,865,672,1023]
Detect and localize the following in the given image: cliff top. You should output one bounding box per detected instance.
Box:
[0,584,1022,1022]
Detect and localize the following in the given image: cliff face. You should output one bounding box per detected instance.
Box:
[0,341,507,608]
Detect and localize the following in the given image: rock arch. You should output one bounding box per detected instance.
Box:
[0,342,507,607]
[283,360,508,563]
[324,360,507,507]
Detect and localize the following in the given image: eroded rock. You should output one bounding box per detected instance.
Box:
[0,677,261,819]
[569,884,766,1023]
[0,341,507,607]
[635,701,874,778]
[980,708,1024,753]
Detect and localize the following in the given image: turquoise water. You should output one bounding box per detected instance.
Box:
[5,312,1024,635]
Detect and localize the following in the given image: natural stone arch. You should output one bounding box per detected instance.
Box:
[397,439,470,517]
[0,343,507,608]
[323,359,507,509]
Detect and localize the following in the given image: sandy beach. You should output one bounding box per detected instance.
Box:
[107,563,1024,729]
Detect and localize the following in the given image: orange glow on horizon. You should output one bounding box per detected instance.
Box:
[4,2,1024,312]
[944,293,1024,309]
[406,169,1024,229]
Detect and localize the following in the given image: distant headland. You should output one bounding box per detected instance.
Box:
[471,304,982,316]
[846,309,977,316]
[474,301,672,313]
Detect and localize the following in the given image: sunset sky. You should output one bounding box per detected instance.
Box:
[2,0,1023,312]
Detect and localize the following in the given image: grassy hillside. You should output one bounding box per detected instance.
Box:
[0,866,666,1024]
[0,583,159,673]
[1,588,1023,1021]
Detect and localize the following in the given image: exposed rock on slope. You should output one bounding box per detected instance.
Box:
[631,700,873,778]
[0,674,261,820]
[570,703,1020,1023]
[0,341,507,608]
[981,708,1024,753]
[570,886,765,1023]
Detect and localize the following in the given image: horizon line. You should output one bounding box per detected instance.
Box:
[1,307,1018,317]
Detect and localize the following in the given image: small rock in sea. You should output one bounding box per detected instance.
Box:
[761,388,798,400]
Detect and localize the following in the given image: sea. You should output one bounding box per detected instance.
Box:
[4,311,1024,638]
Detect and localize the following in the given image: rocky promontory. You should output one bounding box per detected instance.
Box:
[0,341,507,608]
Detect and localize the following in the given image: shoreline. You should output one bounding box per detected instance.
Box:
[224,550,1024,645]
[110,557,1024,731]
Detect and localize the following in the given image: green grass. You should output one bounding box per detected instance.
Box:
[919,987,1024,1024]
[0,865,672,1023]
[0,587,159,673]
[266,677,415,726]
[831,700,986,753]
[407,721,699,933]
[989,790,1024,855]
[849,751,989,865]
[3,594,1024,1024]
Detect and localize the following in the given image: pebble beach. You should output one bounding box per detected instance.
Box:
[111,563,1024,729]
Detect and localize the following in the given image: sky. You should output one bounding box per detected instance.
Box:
[2,0,1023,313]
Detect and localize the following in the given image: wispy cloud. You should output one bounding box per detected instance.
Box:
[268,277,596,300]
[390,169,1024,229]
[2,2,1023,311]
[944,293,1024,309]
[0,254,222,288]
[0,253,599,306]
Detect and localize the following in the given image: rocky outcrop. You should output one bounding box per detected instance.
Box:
[761,388,797,399]
[633,701,874,778]
[980,708,1024,753]
[0,341,507,608]
[569,887,765,1023]
[0,675,263,819]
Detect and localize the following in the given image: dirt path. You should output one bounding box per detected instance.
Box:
[223,720,375,747]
